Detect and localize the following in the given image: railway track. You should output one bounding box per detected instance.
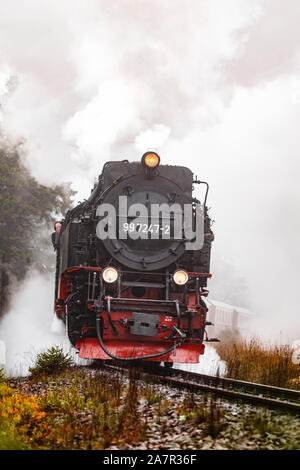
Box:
[102,361,300,413]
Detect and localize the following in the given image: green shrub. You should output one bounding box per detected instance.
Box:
[29,347,73,378]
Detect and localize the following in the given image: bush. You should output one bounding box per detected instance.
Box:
[0,381,49,449]
[216,338,300,389]
[29,347,73,378]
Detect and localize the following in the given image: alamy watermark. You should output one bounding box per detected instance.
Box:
[96,196,204,250]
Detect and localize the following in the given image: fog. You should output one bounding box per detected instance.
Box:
[0,0,300,372]
[0,272,65,376]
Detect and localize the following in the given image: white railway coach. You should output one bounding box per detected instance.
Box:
[205,299,254,339]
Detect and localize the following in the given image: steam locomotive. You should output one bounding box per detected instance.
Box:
[53,152,215,364]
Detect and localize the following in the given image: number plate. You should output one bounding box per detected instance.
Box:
[130,313,159,337]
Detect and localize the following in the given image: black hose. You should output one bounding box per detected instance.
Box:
[174,299,181,328]
[96,315,182,362]
[107,298,118,336]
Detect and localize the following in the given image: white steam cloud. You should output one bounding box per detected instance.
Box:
[0,0,300,374]
[0,272,91,377]
[0,272,65,376]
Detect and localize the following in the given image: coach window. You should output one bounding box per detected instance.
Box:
[233,310,238,329]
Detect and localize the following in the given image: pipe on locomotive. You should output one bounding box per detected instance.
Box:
[95,313,183,362]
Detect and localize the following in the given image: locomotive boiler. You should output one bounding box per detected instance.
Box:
[53,152,215,364]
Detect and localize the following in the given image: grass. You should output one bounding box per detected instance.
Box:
[178,392,226,439]
[242,410,300,449]
[0,365,148,450]
[216,337,300,389]
[1,344,299,450]
[36,367,148,449]
[0,345,229,449]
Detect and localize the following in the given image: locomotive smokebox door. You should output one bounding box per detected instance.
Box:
[130,313,159,337]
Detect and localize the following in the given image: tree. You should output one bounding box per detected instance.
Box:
[0,146,74,315]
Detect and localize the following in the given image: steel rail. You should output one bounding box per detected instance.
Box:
[102,362,300,413]
[153,365,300,402]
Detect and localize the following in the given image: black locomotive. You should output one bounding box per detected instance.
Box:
[54,152,214,364]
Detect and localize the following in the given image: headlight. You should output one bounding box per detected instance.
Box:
[102,267,119,283]
[142,151,160,168]
[173,269,189,285]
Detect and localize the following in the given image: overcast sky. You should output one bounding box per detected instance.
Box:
[0,0,300,341]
